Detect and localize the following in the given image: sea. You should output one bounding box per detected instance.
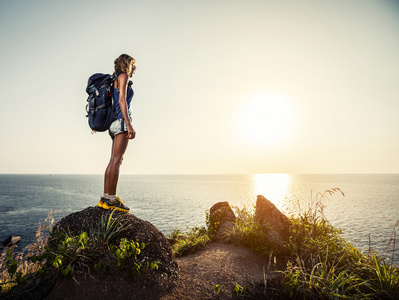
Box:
[0,174,398,265]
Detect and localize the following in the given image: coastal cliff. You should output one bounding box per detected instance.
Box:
[1,191,399,299]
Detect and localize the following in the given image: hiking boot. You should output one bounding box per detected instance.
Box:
[102,196,130,212]
[97,196,108,208]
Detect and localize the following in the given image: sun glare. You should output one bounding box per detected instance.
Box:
[253,174,291,209]
[238,91,295,146]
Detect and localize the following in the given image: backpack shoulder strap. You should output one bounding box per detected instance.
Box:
[113,72,122,92]
[112,73,127,131]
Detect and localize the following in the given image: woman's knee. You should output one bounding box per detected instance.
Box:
[111,155,124,166]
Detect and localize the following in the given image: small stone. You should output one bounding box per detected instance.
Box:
[3,235,21,246]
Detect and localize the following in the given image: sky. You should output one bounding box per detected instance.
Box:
[0,0,398,174]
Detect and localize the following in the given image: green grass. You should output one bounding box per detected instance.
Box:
[283,189,399,299]
[168,226,210,257]
[216,205,278,256]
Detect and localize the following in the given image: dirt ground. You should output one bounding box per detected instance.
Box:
[162,242,286,299]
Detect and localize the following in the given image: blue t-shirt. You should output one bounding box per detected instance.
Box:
[113,77,134,119]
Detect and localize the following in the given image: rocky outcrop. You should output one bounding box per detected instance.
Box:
[209,202,236,225]
[209,196,292,252]
[209,202,236,240]
[44,206,178,300]
[255,195,292,250]
[3,198,295,299]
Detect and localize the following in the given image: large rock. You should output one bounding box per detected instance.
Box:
[255,195,292,250]
[44,206,178,300]
[209,202,236,227]
[209,202,236,240]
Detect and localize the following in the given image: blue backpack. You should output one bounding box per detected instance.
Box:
[85,73,119,132]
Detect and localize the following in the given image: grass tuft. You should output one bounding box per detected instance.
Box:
[168,226,210,257]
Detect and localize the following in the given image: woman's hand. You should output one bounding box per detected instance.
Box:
[127,123,136,139]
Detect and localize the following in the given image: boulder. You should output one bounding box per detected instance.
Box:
[209,202,236,241]
[209,202,236,226]
[255,195,292,250]
[44,206,178,300]
[3,235,21,246]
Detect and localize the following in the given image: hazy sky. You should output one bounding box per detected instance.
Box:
[1,0,398,174]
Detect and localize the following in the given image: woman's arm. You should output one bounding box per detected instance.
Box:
[117,73,135,139]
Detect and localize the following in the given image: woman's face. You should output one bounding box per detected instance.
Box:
[129,62,136,77]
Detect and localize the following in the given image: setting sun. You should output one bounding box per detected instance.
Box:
[238,91,296,146]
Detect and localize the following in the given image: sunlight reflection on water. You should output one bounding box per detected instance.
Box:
[252,174,291,209]
[250,174,315,218]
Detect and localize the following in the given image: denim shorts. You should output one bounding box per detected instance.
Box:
[108,118,130,139]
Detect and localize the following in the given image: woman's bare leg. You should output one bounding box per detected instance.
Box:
[104,132,129,195]
[104,138,114,195]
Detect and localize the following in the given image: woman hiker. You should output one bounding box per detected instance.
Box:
[98,54,136,212]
